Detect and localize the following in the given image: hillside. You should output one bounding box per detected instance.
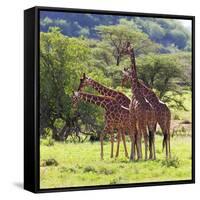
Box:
[40,11,191,52]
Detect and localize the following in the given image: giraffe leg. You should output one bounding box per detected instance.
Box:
[163,131,169,159]
[135,123,142,160]
[168,134,171,159]
[136,133,142,160]
[143,129,148,161]
[161,128,168,159]
[100,133,104,160]
[134,135,140,160]
[169,136,171,159]
[134,141,137,159]
[160,122,170,159]
[148,130,153,160]
[165,133,168,159]
[151,131,156,160]
[122,130,129,158]
[110,132,114,158]
[129,127,136,161]
[130,134,135,161]
[115,129,121,158]
[153,124,157,160]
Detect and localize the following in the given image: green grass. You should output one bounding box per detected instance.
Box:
[40,135,192,189]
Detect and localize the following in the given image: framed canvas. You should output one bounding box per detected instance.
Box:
[24,6,195,193]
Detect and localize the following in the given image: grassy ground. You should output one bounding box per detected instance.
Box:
[40,135,192,189]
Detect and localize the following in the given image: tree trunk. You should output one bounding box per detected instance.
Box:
[57,121,70,141]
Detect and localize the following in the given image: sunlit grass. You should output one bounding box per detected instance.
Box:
[40,135,192,189]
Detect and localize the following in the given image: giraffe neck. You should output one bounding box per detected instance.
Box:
[126,47,147,104]
[126,45,162,106]
[87,78,120,98]
[138,83,162,106]
[131,78,146,103]
[130,65,147,104]
[129,48,136,67]
[78,92,114,109]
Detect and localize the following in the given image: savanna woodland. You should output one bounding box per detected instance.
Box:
[40,11,192,189]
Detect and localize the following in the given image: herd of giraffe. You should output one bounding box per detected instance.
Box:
[72,42,171,161]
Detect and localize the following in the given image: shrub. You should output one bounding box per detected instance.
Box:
[83,166,97,173]
[181,120,191,124]
[98,167,115,175]
[161,156,180,168]
[60,166,77,173]
[174,114,180,120]
[40,138,54,146]
[40,128,55,146]
[67,167,77,173]
[109,176,122,184]
[41,159,58,167]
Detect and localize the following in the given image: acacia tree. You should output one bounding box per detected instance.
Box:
[96,21,160,66]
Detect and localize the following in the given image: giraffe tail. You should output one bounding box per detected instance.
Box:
[162,139,165,152]
[162,133,167,152]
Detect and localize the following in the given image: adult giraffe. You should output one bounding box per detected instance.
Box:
[122,42,171,159]
[72,91,137,160]
[78,73,131,108]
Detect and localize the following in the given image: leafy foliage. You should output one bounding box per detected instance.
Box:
[40,28,91,138]
[96,22,160,65]
[136,53,191,98]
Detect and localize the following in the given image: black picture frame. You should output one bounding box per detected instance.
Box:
[24,6,195,193]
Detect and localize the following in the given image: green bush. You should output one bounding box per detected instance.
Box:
[83,165,97,173]
[161,156,180,168]
[41,159,58,167]
[174,114,180,120]
[98,167,115,175]
[41,128,55,146]
[40,138,54,146]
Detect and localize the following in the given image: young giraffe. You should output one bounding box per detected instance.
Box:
[77,73,132,158]
[72,91,137,160]
[120,43,157,160]
[122,42,171,159]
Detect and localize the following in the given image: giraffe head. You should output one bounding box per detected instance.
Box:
[121,67,132,87]
[122,67,151,93]
[72,91,80,107]
[121,42,132,56]
[78,73,91,91]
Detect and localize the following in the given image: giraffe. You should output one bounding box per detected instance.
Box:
[122,42,171,159]
[119,42,157,160]
[78,73,131,108]
[77,73,133,157]
[72,91,137,160]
